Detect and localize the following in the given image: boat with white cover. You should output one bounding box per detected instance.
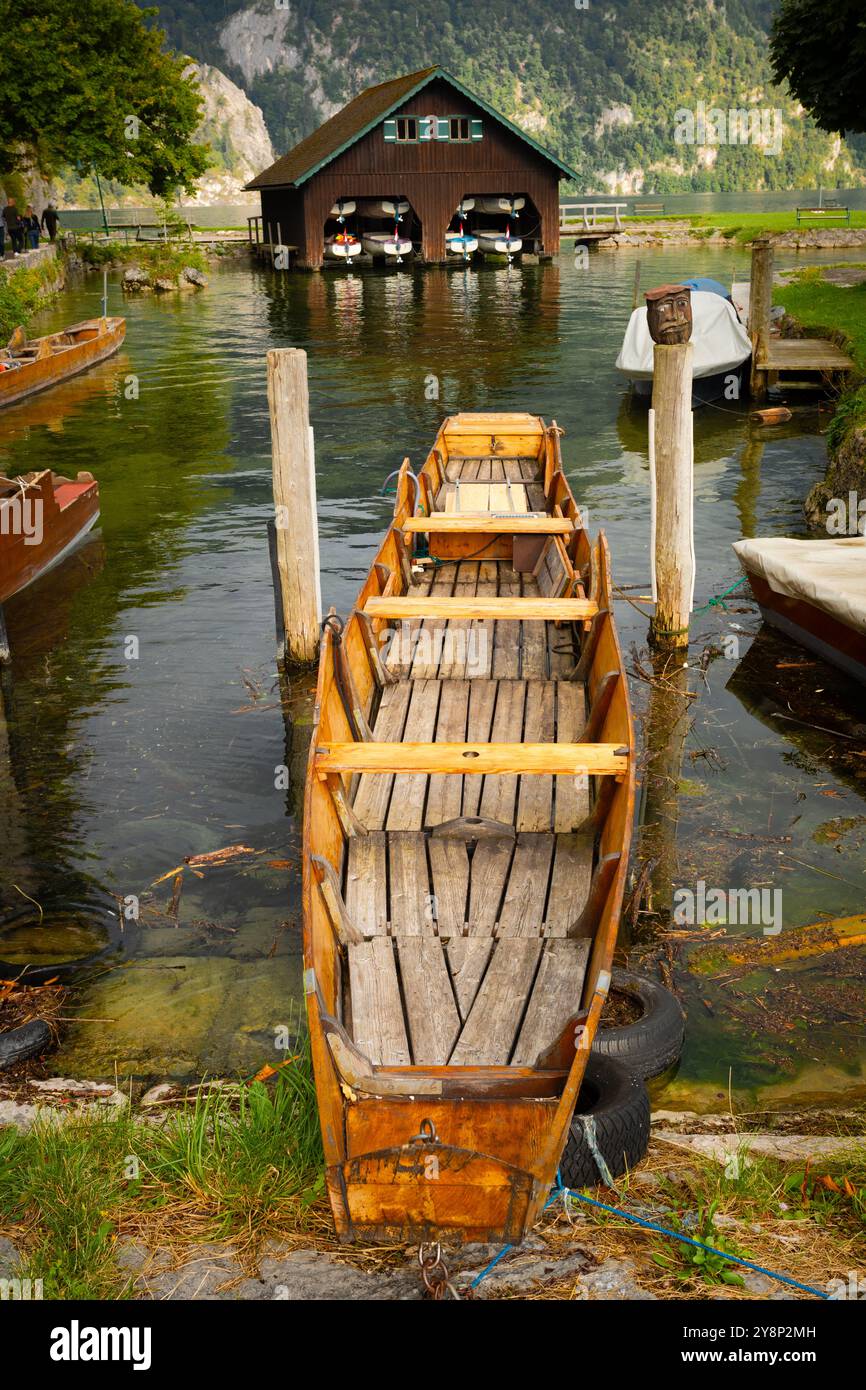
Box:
[617,279,751,404]
[733,536,866,686]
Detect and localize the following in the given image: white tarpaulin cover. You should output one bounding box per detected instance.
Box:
[733,536,866,635]
[616,290,752,380]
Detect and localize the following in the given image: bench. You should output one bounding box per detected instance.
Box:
[403,515,573,535]
[796,205,850,225]
[315,742,629,777]
[363,596,597,621]
[633,200,665,216]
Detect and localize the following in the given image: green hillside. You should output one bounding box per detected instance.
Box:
[139,0,866,194]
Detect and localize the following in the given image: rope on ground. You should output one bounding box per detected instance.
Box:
[468,1172,830,1298]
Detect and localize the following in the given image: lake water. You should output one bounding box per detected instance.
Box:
[1,243,864,1108]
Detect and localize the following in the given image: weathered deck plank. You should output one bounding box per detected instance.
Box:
[398,937,461,1064]
[385,678,441,830]
[511,938,591,1065]
[349,938,411,1065]
[345,831,387,936]
[449,939,542,1065]
[352,681,412,830]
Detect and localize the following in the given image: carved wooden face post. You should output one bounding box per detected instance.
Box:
[645,284,693,344]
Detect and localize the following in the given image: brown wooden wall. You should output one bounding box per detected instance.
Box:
[260,78,564,267]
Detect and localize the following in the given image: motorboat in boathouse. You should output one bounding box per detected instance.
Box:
[245,66,577,268]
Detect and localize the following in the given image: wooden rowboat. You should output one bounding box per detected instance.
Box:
[0,317,126,410]
[0,470,100,603]
[303,412,635,1244]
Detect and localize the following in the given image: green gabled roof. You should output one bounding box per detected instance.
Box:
[245,65,578,190]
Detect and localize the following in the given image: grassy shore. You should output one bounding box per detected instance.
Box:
[620,210,866,242]
[78,239,209,280]
[0,254,66,341]
[2,1057,864,1300]
[0,1060,323,1299]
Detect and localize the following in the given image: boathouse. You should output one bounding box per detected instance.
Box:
[245,66,577,268]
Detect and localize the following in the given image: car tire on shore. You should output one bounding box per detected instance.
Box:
[0,1019,52,1072]
[559,1054,651,1189]
[592,968,685,1081]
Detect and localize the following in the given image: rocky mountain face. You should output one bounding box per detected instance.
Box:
[182,62,274,204]
[49,0,865,206]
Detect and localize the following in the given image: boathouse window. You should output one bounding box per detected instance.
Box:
[384,115,482,142]
[384,117,419,142]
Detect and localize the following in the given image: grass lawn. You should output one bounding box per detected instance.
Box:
[774,270,866,370]
[618,210,866,243]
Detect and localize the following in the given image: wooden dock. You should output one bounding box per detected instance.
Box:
[756,337,855,376]
[749,239,855,396]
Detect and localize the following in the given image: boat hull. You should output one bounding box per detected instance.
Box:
[0,318,126,409]
[0,471,100,603]
[630,363,748,407]
[361,234,413,258]
[324,239,362,260]
[474,197,525,215]
[742,571,866,686]
[475,233,522,255]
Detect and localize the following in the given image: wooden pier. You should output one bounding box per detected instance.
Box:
[558,201,626,244]
[749,239,854,397]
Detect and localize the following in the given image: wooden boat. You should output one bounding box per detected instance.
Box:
[0,470,100,603]
[475,229,522,256]
[303,412,635,1244]
[446,230,479,258]
[361,232,413,261]
[329,199,356,220]
[0,318,126,410]
[324,234,362,261]
[734,536,866,686]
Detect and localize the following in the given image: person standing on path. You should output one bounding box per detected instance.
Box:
[24,205,40,249]
[41,203,60,242]
[3,198,24,255]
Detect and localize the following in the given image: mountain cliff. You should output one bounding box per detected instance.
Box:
[139,0,865,196]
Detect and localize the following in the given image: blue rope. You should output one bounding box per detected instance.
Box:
[469,1173,830,1298]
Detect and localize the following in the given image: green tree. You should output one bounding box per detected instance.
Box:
[0,0,209,194]
[771,0,866,135]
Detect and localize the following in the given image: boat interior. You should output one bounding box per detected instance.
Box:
[305,413,634,1103]
[1,319,116,365]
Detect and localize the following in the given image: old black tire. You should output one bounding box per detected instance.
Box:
[0,1019,52,1072]
[592,968,685,1081]
[560,1054,650,1189]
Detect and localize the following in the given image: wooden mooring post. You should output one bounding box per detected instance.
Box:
[646,285,695,650]
[748,237,773,400]
[267,348,322,665]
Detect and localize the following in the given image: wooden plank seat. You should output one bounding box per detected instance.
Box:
[363,596,597,621]
[403,515,573,535]
[317,741,628,777]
